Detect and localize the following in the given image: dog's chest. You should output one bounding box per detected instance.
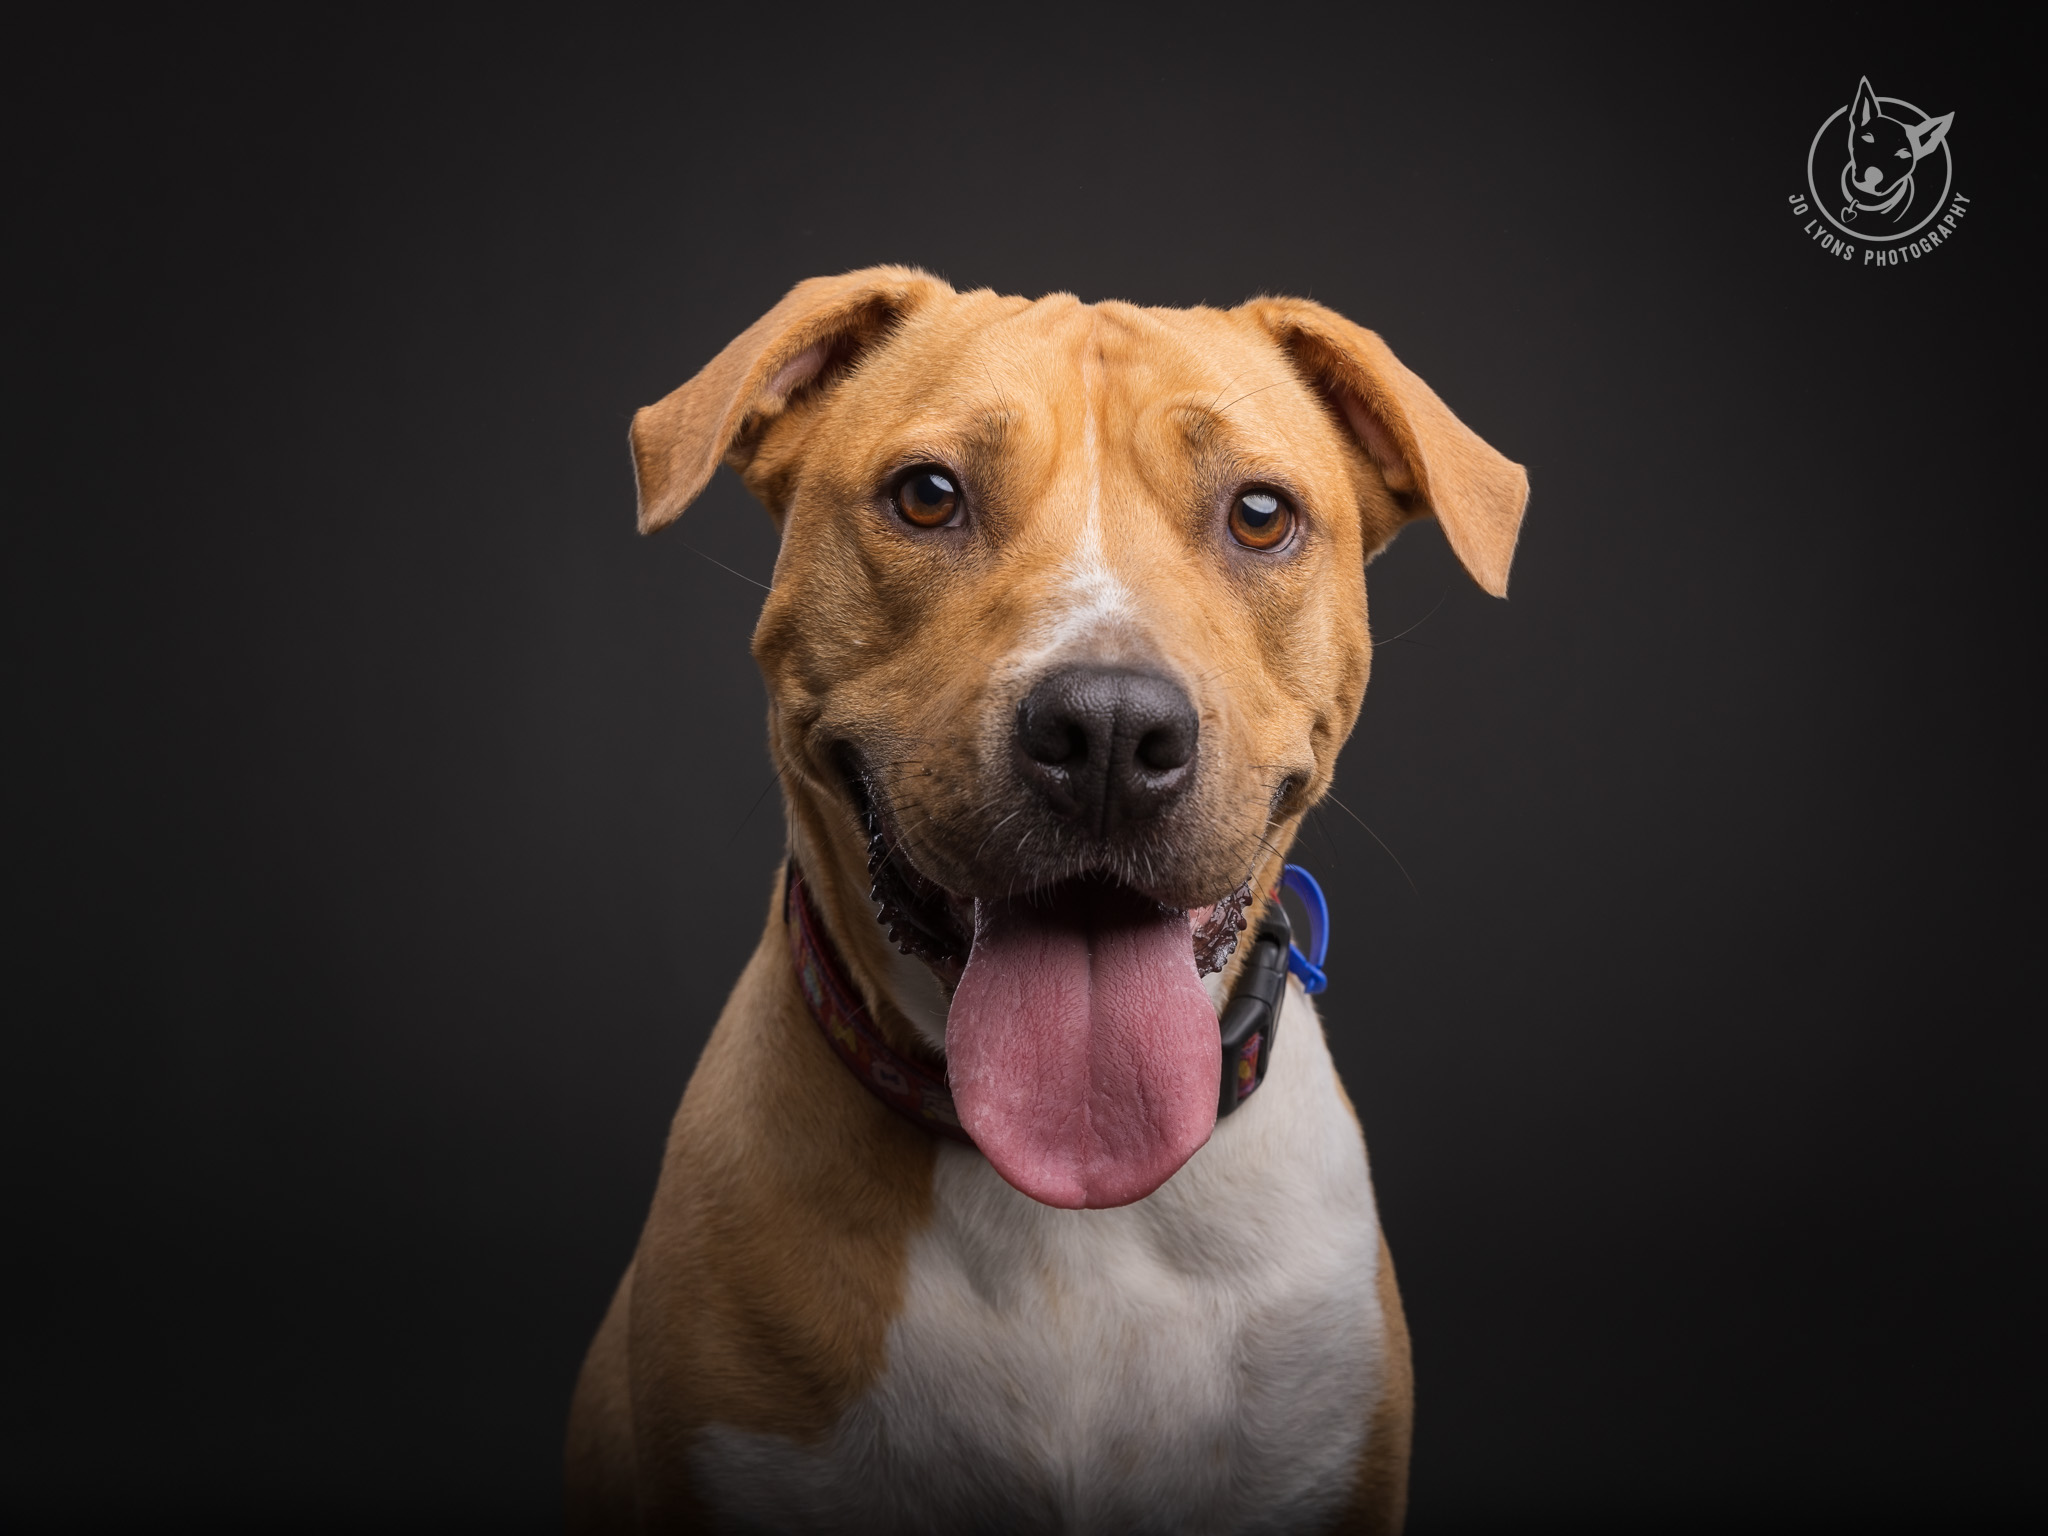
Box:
[692,991,1389,1535]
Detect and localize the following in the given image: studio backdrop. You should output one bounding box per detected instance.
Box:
[8,8,2035,1532]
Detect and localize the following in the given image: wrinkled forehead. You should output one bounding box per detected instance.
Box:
[829,294,1334,487]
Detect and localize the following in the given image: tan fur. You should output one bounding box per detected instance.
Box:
[1338,1233,1416,1533]
[582,876,937,1526]
[1321,1070,1415,1533]
[565,1263,639,1532]
[569,268,1526,1531]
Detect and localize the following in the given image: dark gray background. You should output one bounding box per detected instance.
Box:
[9,7,2037,1532]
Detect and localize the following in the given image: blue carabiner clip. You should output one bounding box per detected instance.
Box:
[1280,863,1330,994]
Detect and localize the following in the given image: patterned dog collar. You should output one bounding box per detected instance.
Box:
[785,866,972,1143]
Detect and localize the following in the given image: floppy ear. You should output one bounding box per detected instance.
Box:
[1908,110,1954,160]
[1241,298,1529,598]
[1851,77,1880,129]
[630,265,950,534]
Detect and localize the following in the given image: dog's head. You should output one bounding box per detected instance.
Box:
[632,269,1525,1207]
[1844,76,1952,202]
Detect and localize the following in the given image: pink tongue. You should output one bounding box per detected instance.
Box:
[946,883,1220,1209]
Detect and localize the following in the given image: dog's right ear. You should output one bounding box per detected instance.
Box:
[1851,76,1881,130]
[630,266,949,534]
[1242,297,1529,598]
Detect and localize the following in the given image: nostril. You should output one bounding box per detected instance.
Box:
[1136,722,1195,773]
[1125,676,1199,779]
[1019,712,1088,768]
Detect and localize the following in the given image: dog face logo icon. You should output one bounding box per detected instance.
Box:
[1805,77,1956,243]
[1841,78,1953,220]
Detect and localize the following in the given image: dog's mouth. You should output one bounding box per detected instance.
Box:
[844,762,1254,1209]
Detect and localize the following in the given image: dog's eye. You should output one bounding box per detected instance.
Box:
[1895,148,1911,159]
[1228,489,1293,551]
[895,468,961,528]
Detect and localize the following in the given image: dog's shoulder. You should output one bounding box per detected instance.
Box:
[618,919,940,1516]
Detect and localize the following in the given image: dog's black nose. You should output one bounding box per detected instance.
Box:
[1015,667,1198,833]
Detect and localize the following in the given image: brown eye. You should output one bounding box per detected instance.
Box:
[895,468,960,528]
[1228,489,1293,550]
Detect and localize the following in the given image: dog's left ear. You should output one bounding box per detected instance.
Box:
[1908,110,1955,160]
[630,266,951,533]
[1241,298,1529,598]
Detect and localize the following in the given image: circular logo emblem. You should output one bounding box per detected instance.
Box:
[1807,77,1954,243]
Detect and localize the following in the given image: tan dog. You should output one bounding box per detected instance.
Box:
[566,267,1526,1534]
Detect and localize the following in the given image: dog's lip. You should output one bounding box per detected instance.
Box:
[838,747,1253,977]
[865,779,1216,915]
[840,746,1183,908]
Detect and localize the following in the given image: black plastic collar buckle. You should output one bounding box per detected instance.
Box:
[1216,901,1292,1118]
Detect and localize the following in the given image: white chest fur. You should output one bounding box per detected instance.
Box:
[691,985,1389,1535]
